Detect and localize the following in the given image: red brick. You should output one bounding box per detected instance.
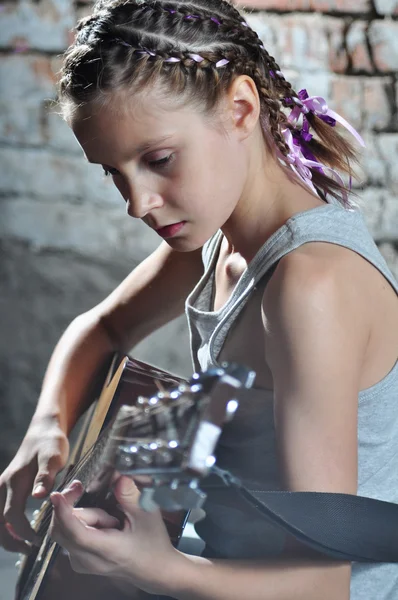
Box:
[346,21,373,73]
[330,75,363,130]
[374,0,398,16]
[0,0,75,52]
[326,17,349,73]
[354,132,388,187]
[245,13,280,60]
[237,0,371,11]
[363,78,392,130]
[236,0,311,9]
[377,134,398,188]
[252,14,348,74]
[368,21,398,72]
[32,56,58,85]
[310,0,370,11]
[277,15,330,71]
[0,55,56,145]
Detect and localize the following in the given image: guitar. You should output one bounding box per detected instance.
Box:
[15,354,254,600]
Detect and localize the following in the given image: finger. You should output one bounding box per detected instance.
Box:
[60,480,84,505]
[73,507,121,530]
[33,452,64,498]
[0,479,7,521]
[132,475,153,491]
[113,476,141,510]
[3,485,41,545]
[0,522,32,554]
[50,492,91,547]
[1,474,39,550]
[0,479,6,521]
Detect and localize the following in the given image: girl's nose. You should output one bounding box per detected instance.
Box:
[125,188,163,219]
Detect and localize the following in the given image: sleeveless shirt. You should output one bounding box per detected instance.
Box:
[185,202,398,600]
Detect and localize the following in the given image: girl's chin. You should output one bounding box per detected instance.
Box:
[165,223,217,252]
[166,237,201,252]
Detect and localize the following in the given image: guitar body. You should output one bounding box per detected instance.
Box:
[15,355,189,600]
[18,551,141,600]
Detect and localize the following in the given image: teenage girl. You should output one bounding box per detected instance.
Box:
[1,2,397,599]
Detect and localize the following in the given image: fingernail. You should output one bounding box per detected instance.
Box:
[50,492,61,507]
[33,484,46,496]
[5,523,24,541]
[68,480,82,491]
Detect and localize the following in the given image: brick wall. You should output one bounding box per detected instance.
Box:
[237,0,398,267]
[0,0,397,467]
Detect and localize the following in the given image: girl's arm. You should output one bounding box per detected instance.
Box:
[35,241,204,434]
[0,243,203,548]
[163,247,366,600]
[168,553,350,600]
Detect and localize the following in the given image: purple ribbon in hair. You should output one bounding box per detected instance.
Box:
[288,89,365,148]
[282,128,349,204]
[291,119,324,172]
[282,88,366,202]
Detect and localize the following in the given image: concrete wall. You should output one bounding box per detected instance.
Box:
[0,0,397,469]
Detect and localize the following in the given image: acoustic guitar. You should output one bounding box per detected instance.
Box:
[15,354,254,600]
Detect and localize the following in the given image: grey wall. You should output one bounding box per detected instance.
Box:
[1,0,397,470]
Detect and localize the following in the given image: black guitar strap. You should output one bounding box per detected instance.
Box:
[210,465,398,563]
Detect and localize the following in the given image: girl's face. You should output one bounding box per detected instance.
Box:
[70,88,249,251]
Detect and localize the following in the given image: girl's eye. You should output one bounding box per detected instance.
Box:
[103,167,119,177]
[102,155,173,177]
[148,154,173,168]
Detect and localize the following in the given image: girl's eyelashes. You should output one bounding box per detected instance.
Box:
[102,154,174,177]
[103,167,118,177]
[149,154,174,168]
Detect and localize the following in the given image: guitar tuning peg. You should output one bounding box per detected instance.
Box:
[15,560,21,569]
[154,447,174,466]
[33,510,40,517]
[225,399,239,421]
[118,452,135,469]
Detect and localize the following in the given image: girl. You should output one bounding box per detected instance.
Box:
[1,1,397,599]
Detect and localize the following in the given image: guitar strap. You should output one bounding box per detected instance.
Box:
[209,465,398,563]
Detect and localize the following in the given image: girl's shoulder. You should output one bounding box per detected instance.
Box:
[261,240,372,355]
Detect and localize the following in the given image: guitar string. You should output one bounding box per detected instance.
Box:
[34,429,129,534]
[33,410,129,533]
[34,390,195,534]
[33,411,177,532]
[28,373,188,563]
[34,440,101,534]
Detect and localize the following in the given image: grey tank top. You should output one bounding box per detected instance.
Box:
[185,202,398,600]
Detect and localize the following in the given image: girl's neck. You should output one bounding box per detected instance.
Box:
[221,153,325,262]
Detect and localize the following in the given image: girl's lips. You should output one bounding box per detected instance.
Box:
[156,221,186,238]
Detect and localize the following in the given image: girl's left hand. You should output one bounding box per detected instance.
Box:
[49,477,182,595]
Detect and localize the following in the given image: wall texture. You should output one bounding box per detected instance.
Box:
[0,0,397,469]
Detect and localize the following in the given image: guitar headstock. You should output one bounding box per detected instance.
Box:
[89,362,255,512]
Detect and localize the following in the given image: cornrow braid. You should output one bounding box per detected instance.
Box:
[58,0,361,205]
[215,12,351,174]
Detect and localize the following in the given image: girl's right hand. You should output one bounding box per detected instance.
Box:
[0,415,69,553]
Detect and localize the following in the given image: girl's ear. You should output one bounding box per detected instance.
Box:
[228,75,261,141]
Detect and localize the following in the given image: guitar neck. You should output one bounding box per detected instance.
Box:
[16,355,188,600]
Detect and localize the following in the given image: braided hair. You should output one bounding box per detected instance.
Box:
[58,0,359,204]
